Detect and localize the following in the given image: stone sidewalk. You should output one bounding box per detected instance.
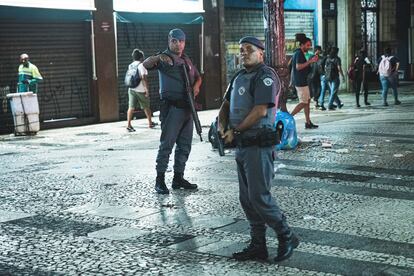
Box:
[0,86,414,275]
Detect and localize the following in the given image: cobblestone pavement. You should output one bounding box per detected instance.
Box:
[1,86,414,275]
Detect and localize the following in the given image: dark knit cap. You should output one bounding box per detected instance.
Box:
[239,36,265,50]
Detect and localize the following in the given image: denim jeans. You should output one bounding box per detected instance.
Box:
[327,78,342,108]
[318,75,328,106]
[380,75,398,103]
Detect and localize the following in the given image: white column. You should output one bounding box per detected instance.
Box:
[337,0,355,91]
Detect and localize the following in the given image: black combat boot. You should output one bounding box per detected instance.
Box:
[356,93,361,107]
[155,173,169,194]
[274,231,300,262]
[233,235,268,261]
[364,93,370,106]
[172,172,198,190]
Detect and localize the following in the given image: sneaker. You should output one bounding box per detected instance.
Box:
[305,122,318,129]
[328,106,336,111]
[127,126,136,132]
[365,102,371,106]
[320,106,326,111]
[149,121,158,128]
[395,100,401,105]
[356,104,361,108]
[155,175,169,194]
[338,103,344,109]
[383,102,389,107]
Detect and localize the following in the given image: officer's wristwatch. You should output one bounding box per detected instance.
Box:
[233,128,242,136]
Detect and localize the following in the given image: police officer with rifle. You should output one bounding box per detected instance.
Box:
[218,36,299,262]
[143,28,202,195]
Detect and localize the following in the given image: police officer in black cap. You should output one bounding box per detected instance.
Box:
[143,28,202,194]
[218,36,299,262]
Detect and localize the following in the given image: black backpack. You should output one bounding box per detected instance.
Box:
[324,57,339,81]
[124,63,142,88]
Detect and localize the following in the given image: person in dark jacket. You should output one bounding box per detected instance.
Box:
[308,45,322,108]
[353,49,371,107]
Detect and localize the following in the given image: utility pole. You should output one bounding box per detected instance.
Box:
[264,0,289,112]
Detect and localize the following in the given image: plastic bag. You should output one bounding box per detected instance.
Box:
[275,110,298,150]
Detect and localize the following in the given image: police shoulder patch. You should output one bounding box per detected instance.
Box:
[263,77,274,86]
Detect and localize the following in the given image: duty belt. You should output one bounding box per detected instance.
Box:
[236,128,280,148]
[162,99,190,109]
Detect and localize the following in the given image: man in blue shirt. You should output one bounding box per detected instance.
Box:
[290,38,318,129]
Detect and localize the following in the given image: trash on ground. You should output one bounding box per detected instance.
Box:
[393,154,404,158]
[335,149,350,154]
[274,163,287,173]
[303,215,320,221]
[368,160,376,163]
[322,142,333,148]
[368,144,376,147]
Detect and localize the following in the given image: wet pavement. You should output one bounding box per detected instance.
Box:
[1,85,414,275]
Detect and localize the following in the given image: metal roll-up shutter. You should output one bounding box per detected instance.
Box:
[0,21,92,132]
[116,23,201,118]
[285,11,314,54]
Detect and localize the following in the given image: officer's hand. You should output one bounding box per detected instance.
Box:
[222,129,234,144]
[158,54,173,66]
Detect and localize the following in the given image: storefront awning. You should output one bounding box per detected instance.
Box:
[0,6,93,22]
[116,12,203,25]
[0,0,95,10]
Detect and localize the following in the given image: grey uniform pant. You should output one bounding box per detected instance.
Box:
[236,146,290,237]
[156,102,194,174]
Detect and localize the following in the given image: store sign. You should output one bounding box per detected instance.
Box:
[101,22,111,32]
[0,0,95,10]
[114,0,204,13]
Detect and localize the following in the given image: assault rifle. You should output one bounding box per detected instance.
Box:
[182,64,203,141]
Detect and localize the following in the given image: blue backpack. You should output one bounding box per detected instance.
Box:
[275,111,298,150]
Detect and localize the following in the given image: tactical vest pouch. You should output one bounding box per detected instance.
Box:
[236,128,279,148]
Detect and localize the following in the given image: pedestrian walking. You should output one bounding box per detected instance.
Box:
[290,37,318,129]
[377,48,401,106]
[17,53,43,93]
[317,47,330,110]
[143,28,202,194]
[308,45,322,108]
[126,49,157,132]
[324,47,345,110]
[218,36,299,263]
[353,49,371,107]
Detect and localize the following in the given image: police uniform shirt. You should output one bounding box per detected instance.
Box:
[155,50,200,101]
[225,64,277,130]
